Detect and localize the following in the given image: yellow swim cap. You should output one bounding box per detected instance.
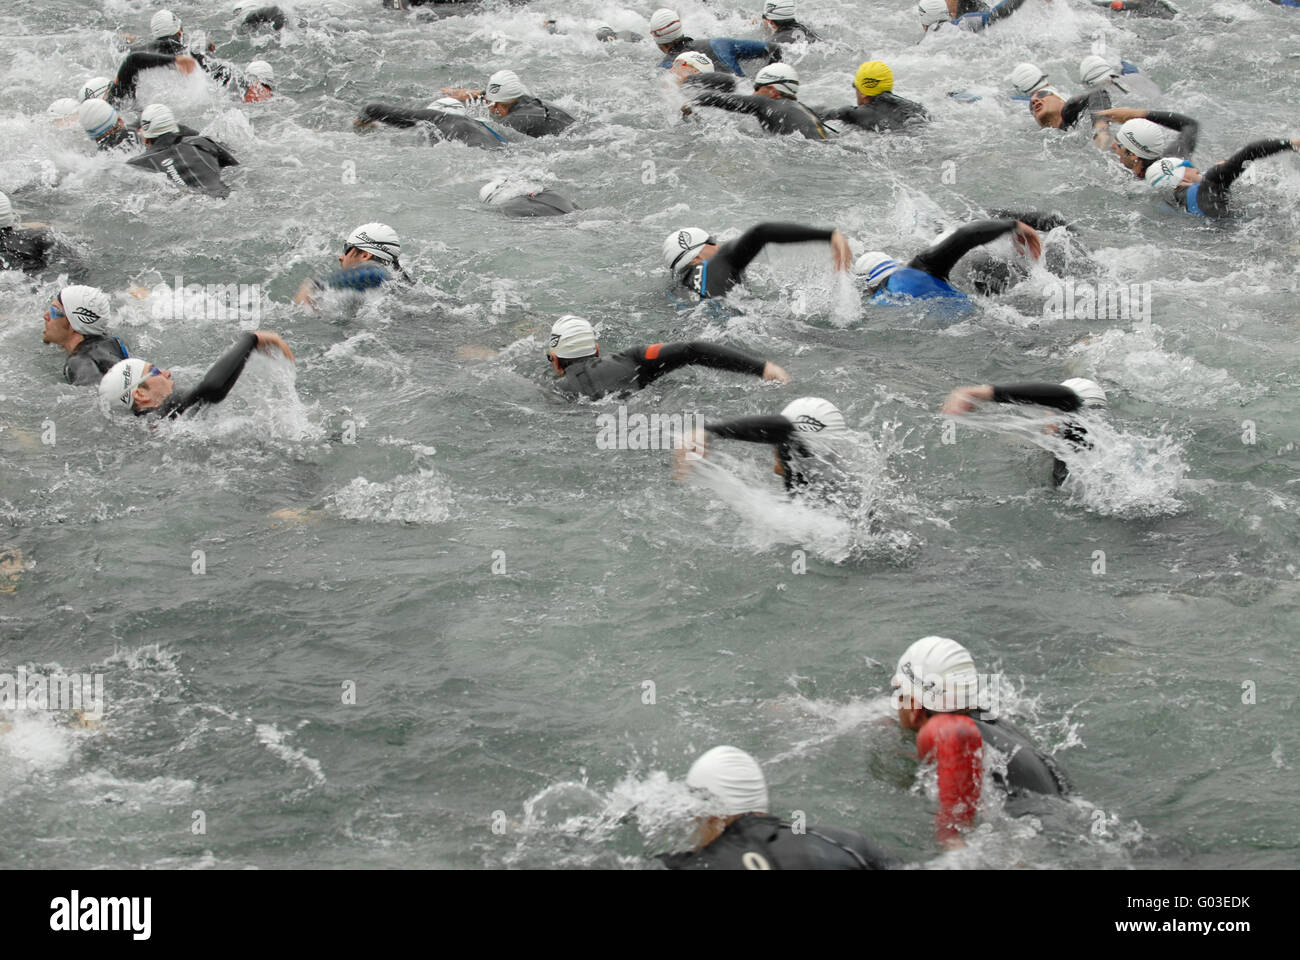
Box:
[854,61,894,96]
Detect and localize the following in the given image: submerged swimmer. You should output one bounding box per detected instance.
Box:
[545,315,789,401]
[294,223,411,306]
[661,746,897,870]
[479,179,576,217]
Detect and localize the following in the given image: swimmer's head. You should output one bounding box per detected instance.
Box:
[1114,118,1169,174]
[1029,87,1067,128]
[1008,62,1049,96]
[484,69,524,116]
[479,178,539,205]
[917,0,954,30]
[853,61,893,102]
[780,397,847,449]
[245,60,273,86]
[546,315,598,366]
[596,25,618,42]
[671,51,714,80]
[1079,55,1117,88]
[892,636,980,719]
[150,9,183,39]
[1061,377,1108,409]
[649,8,684,48]
[138,103,179,141]
[763,0,797,25]
[54,285,111,337]
[686,746,769,817]
[1144,156,1191,194]
[753,62,799,99]
[343,222,401,267]
[852,251,900,289]
[662,227,715,275]
[48,97,80,125]
[77,98,122,141]
[100,358,172,415]
[0,192,15,230]
[79,76,111,102]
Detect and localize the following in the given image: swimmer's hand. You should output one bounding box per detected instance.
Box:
[829,229,852,271]
[673,428,708,479]
[254,330,295,362]
[440,88,482,102]
[1011,221,1042,260]
[941,384,993,416]
[1292,137,1300,151]
[174,55,198,75]
[292,280,317,307]
[762,362,791,383]
[1091,106,1145,123]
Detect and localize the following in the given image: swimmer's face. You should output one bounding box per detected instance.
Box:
[1113,144,1145,174]
[488,99,513,118]
[762,17,777,33]
[669,61,698,81]
[42,300,71,342]
[754,84,781,100]
[773,448,784,476]
[339,246,373,270]
[1030,91,1064,128]
[896,695,926,731]
[133,368,174,410]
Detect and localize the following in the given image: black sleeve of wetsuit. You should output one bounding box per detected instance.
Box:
[691,91,768,119]
[991,383,1083,412]
[193,137,239,168]
[627,341,768,388]
[988,0,1029,23]
[909,219,1017,281]
[243,5,286,28]
[988,210,1070,232]
[1202,139,1295,191]
[723,222,835,275]
[1145,110,1199,155]
[64,353,102,386]
[704,415,796,445]
[109,52,177,102]
[358,103,429,127]
[1060,89,1110,129]
[172,332,259,417]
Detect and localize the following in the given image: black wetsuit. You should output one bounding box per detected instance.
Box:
[65,335,130,386]
[970,714,1070,797]
[1094,0,1178,17]
[497,96,575,137]
[1058,89,1111,130]
[661,814,897,870]
[108,51,181,103]
[149,130,239,168]
[705,414,851,499]
[136,36,189,56]
[689,91,831,140]
[990,382,1092,486]
[768,21,822,43]
[680,222,835,300]
[1,225,59,274]
[1173,139,1296,219]
[821,92,929,132]
[237,5,286,30]
[94,126,137,151]
[357,102,508,149]
[494,190,576,217]
[1142,110,1199,164]
[553,341,767,400]
[682,72,738,93]
[150,332,262,419]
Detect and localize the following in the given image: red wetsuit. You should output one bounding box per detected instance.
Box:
[915,713,984,843]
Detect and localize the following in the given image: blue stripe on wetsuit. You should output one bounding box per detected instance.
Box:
[870,266,967,303]
[1183,182,1205,217]
[708,38,770,76]
[319,263,392,292]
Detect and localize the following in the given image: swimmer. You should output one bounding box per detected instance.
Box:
[544,315,789,400]
[759,1,822,43]
[892,636,1070,848]
[0,192,82,277]
[663,221,853,300]
[661,746,898,869]
[479,179,576,217]
[649,8,779,77]
[294,223,411,306]
[854,219,1042,305]
[138,104,237,167]
[669,51,738,92]
[1094,106,1200,178]
[941,377,1108,485]
[79,76,112,102]
[1078,54,1162,101]
[819,61,929,133]
[596,24,642,42]
[917,0,1031,35]
[98,331,294,418]
[440,70,576,138]
[1145,138,1299,218]
[42,286,131,385]
[77,100,135,150]
[686,63,832,139]
[1092,0,1178,17]
[354,98,508,149]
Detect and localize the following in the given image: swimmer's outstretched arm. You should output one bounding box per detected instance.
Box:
[1095,106,1199,155]
[1202,137,1299,191]
[942,382,1082,416]
[628,341,790,389]
[724,222,853,274]
[910,219,1039,281]
[170,331,294,418]
[108,52,197,103]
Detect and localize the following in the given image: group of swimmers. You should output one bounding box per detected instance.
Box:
[8,1,1298,868]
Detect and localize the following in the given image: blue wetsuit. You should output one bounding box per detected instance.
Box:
[658,36,776,76]
[870,220,1022,304]
[931,0,1029,33]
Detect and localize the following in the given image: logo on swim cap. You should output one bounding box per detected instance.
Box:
[71,306,101,326]
[677,230,694,250]
[487,83,501,95]
[548,333,561,348]
[789,414,827,433]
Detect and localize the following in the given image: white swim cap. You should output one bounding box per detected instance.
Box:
[428,97,467,114]
[80,76,112,101]
[1144,156,1190,193]
[917,0,951,26]
[479,178,536,204]
[853,251,900,285]
[547,315,598,359]
[753,62,799,97]
[649,8,684,42]
[78,98,120,139]
[345,222,401,264]
[686,746,769,816]
[484,69,524,103]
[100,358,151,414]
[672,51,714,74]
[1009,62,1049,95]
[662,227,713,275]
[1115,118,1170,160]
[763,0,797,21]
[245,60,274,85]
[49,97,80,119]
[780,397,847,443]
[0,192,15,229]
[1079,55,1116,87]
[139,103,179,138]
[893,636,979,712]
[59,284,111,334]
[1061,377,1108,409]
[151,9,183,38]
